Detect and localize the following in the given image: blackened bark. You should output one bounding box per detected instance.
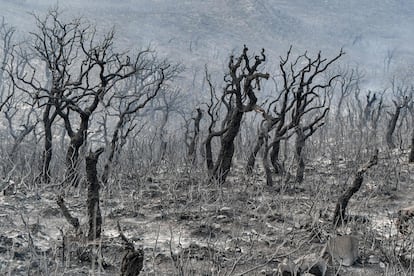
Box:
[66,114,89,186]
[246,133,265,174]
[333,150,378,227]
[102,115,124,185]
[263,139,273,186]
[117,222,144,276]
[188,108,202,164]
[295,128,306,183]
[38,104,57,183]
[159,141,167,161]
[212,110,243,183]
[205,135,214,172]
[386,104,403,149]
[158,110,169,161]
[206,46,269,184]
[66,134,84,186]
[120,248,144,276]
[57,196,80,231]
[409,130,414,163]
[86,147,104,240]
[204,123,228,173]
[41,121,53,183]
[270,139,283,174]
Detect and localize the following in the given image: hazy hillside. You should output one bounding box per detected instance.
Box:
[2,0,414,89]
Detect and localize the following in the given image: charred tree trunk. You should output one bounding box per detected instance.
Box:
[212,110,243,183]
[205,134,215,173]
[206,46,269,184]
[41,122,53,183]
[42,122,53,183]
[56,196,80,233]
[120,248,144,276]
[295,128,306,183]
[102,115,124,185]
[66,114,89,186]
[66,134,84,186]
[409,130,414,163]
[333,150,378,227]
[263,138,273,186]
[86,147,104,240]
[386,103,403,149]
[246,133,265,175]
[270,138,283,174]
[188,108,202,164]
[159,141,167,161]
[38,105,57,183]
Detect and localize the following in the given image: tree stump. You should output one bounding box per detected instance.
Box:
[326,235,359,266]
[120,248,144,276]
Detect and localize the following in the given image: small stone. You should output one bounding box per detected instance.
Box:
[327,235,359,266]
[379,262,386,268]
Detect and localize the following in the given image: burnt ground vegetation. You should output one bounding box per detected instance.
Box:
[0,6,414,276]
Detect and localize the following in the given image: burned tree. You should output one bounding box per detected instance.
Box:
[0,20,35,165]
[386,98,409,149]
[385,81,410,149]
[203,67,224,173]
[58,28,146,186]
[333,149,378,227]
[278,49,343,183]
[3,92,38,163]
[203,46,269,183]
[100,59,179,184]
[10,9,152,185]
[334,66,363,123]
[0,17,14,111]
[246,48,343,183]
[7,9,85,183]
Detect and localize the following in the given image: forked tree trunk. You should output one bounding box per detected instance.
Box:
[66,114,89,186]
[86,147,104,240]
[212,110,243,183]
[66,134,84,186]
